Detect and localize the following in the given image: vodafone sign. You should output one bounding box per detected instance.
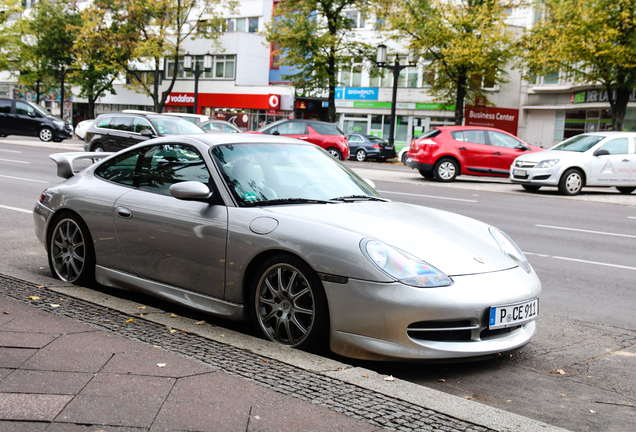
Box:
[165,92,283,110]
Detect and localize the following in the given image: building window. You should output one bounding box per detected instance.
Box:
[226,17,259,33]
[214,55,235,79]
[343,11,366,28]
[370,57,418,88]
[270,43,280,69]
[339,61,362,87]
[166,55,235,80]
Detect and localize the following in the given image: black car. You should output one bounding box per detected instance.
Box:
[0,98,73,142]
[346,134,396,162]
[84,112,206,152]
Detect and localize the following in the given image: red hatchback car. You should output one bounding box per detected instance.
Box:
[248,119,350,160]
[406,126,543,181]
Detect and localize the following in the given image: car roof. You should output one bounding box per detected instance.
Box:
[145,132,312,148]
[96,112,188,120]
[575,131,636,137]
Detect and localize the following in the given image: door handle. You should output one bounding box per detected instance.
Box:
[298,136,308,140]
[493,152,503,155]
[622,159,630,163]
[116,206,132,219]
[458,147,467,151]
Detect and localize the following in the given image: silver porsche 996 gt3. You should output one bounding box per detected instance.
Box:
[33,133,541,361]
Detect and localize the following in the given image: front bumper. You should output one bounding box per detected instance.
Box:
[56,125,74,140]
[510,167,560,186]
[324,266,541,361]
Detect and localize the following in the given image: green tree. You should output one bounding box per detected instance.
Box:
[80,0,236,113]
[519,0,636,130]
[264,0,374,122]
[377,0,517,125]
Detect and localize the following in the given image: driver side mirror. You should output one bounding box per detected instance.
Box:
[593,149,610,157]
[169,181,212,201]
[141,129,155,137]
[272,130,280,136]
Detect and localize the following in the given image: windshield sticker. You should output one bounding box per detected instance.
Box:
[244,191,258,201]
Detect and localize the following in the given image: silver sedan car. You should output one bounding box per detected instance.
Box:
[34,134,541,361]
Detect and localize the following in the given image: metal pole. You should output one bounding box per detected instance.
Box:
[193,64,200,115]
[388,57,400,147]
[60,67,65,121]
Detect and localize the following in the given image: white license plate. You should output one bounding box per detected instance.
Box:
[489,298,538,329]
[513,169,527,176]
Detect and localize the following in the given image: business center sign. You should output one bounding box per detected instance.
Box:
[464,106,519,136]
[335,87,379,101]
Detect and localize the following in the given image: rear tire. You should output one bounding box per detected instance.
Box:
[433,158,459,182]
[355,149,367,161]
[91,143,105,152]
[616,187,635,194]
[558,168,583,195]
[522,185,542,192]
[47,213,95,285]
[401,152,408,165]
[250,254,329,352]
[326,147,343,160]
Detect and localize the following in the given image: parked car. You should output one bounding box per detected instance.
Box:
[74,120,94,141]
[83,112,205,152]
[346,134,396,162]
[161,112,210,125]
[406,126,544,181]
[0,98,73,142]
[247,119,349,160]
[35,133,540,361]
[398,146,410,165]
[200,120,242,133]
[511,132,636,195]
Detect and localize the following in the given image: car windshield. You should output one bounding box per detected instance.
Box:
[211,143,382,206]
[150,118,205,135]
[551,135,605,152]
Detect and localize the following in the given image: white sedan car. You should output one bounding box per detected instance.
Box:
[74,120,94,141]
[511,132,636,195]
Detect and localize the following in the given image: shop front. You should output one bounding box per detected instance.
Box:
[164,92,292,131]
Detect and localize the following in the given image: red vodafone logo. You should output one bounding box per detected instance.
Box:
[268,94,280,109]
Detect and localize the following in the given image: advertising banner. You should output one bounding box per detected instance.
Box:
[464,106,519,136]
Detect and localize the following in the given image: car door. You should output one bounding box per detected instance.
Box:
[269,121,309,141]
[487,130,530,175]
[589,137,634,186]
[0,99,14,135]
[347,134,363,153]
[130,117,156,144]
[113,143,228,299]
[14,101,41,137]
[450,129,491,173]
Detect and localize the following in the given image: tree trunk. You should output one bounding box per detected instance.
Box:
[327,50,336,123]
[608,87,630,131]
[454,74,467,125]
[87,97,96,119]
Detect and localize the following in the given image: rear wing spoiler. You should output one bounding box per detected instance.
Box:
[49,152,114,179]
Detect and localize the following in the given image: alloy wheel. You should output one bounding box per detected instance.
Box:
[50,218,86,283]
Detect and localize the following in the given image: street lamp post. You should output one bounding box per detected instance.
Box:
[375,44,417,147]
[183,53,213,114]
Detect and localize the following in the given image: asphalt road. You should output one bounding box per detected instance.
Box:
[1,138,635,431]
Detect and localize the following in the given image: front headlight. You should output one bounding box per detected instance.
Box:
[361,239,452,288]
[535,158,560,168]
[53,120,65,128]
[490,228,531,273]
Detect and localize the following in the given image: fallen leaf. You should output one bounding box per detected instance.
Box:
[262,359,269,363]
[506,400,512,403]
[362,374,369,378]
[439,379,446,382]
[102,320,110,322]
[169,313,177,318]
[154,345,161,348]
[557,369,566,375]
[36,286,44,289]
[59,299,65,302]
[138,306,146,310]
[49,304,60,308]
[384,375,395,381]
[28,296,40,300]
[180,331,187,334]
[589,410,596,414]
[169,329,178,333]
[39,267,45,270]
[157,363,166,368]
[126,318,134,323]
[195,320,206,325]
[464,396,473,400]
[94,313,100,316]
[139,313,146,316]
[561,393,566,396]
[220,334,225,337]
[3,311,9,314]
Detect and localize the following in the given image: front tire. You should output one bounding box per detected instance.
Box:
[558,168,584,195]
[39,127,54,142]
[433,158,459,182]
[355,149,367,161]
[326,148,343,160]
[250,254,328,350]
[48,213,95,285]
[616,187,635,194]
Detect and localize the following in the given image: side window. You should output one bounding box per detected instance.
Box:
[132,117,153,133]
[96,116,113,128]
[310,123,341,135]
[489,131,522,149]
[349,135,363,142]
[15,101,35,116]
[138,144,211,196]
[94,148,145,186]
[280,122,308,135]
[0,100,11,113]
[453,130,487,145]
[111,117,133,132]
[220,124,236,133]
[598,138,629,155]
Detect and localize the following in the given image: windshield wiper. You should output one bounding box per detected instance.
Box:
[329,195,388,202]
[254,198,339,206]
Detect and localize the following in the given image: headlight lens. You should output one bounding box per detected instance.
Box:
[489,227,531,273]
[535,158,560,168]
[362,239,452,288]
[53,120,65,128]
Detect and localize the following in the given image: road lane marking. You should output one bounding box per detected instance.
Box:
[0,148,20,153]
[629,217,636,220]
[0,158,30,164]
[0,204,32,214]
[525,252,636,272]
[535,224,636,239]
[0,174,48,183]
[378,190,478,203]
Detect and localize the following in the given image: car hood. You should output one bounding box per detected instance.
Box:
[515,149,585,163]
[266,201,518,276]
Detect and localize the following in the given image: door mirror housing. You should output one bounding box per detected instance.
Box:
[593,149,610,157]
[141,129,155,137]
[169,181,212,201]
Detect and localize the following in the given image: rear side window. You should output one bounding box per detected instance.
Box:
[310,123,342,136]
[414,129,441,139]
[269,121,307,135]
[95,148,144,186]
[0,100,11,114]
[451,130,487,145]
[96,116,113,128]
[110,117,133,132]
